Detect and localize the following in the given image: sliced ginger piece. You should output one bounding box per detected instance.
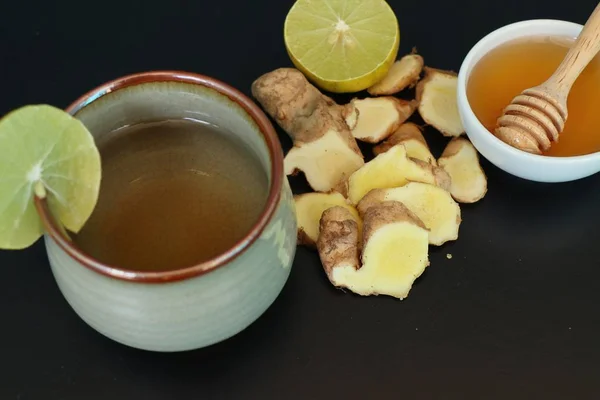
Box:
[284,130,365,192]
[332,173,350,198]
[347,144,449,204]
[295,192,361,247]
[373,122,436,165]
[344,103,359,130]
[349,97,417,143]
[427,160,452,192]
[252,68,364,192]
[317,206,361,288]
[321,201,429,300]
[417,67,465,137]
[357,182,461,246]
[367,53,424,95]
[438,137,487,203]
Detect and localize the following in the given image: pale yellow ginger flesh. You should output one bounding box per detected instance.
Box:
[317,206,361,288]
[373,122,437,165]
[438,137,488,203]
[344,105,359,130]
[295,192,361,247]
[349,97,417,143]
[325,201,429,300]
[367,53,424,96]
[357,182,461,246]
[417,67,465,137]
[285,130,365,192]
[347,144,449,204]
[251,68,364,192]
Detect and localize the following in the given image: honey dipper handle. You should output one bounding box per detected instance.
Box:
[547,2,600,94]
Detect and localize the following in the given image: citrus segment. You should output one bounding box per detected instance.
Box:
[0,105,101,249]
[284,0,400,93]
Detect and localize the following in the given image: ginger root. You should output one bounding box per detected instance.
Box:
[373,122,436,165]
[252,63,489,301]
[367,53,424,96]
[251,68,364,192]
[295,192,361,247]
[344,105,359,130]
[349,97,417,143]
[317,206,361,288]
[319,201,430,300]
[416,67,465,137]
[438,137,488,203]
[357,182,461,246]
[347,144,450,204]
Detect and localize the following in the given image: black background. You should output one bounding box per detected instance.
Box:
[2,0,600,398]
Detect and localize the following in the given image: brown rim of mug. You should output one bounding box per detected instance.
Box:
[33,70,284,284]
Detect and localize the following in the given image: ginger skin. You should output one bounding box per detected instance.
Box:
[361,200,427,244]
[317,206,361,287]
[252,68,359,146]
[295,192,361,247]
[367,52,424,96]
[252,68,364,192]
[357,182,462,246]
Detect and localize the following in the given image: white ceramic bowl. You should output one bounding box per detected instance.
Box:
[457,19,600,182]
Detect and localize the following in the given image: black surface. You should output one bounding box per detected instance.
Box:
[2,0,600,398]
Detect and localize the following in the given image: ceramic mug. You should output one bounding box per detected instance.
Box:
[34,71,297,352]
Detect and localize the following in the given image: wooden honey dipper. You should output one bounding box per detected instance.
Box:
[495,3,600,154]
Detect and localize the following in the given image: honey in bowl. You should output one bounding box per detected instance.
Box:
[467,35,600,157]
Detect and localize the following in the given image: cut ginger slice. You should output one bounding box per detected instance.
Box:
[344,104,359,130]
[438,137,487,203]
[347,144,448,204]
[349,97,417,143]
[320,201,429,300]
[417,67,465,137]
[373,122,436,165]
[295,191,361,247]
[357,182,461,246]
[367,53,424,96]
[252,68,365,193]
[285,129,364,192]
[317,206,361,288]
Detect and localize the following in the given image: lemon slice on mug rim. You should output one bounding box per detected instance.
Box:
[0,104,101,250]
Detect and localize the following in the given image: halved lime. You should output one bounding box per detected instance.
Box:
[0,105,101,250]
[284,0,400,93]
